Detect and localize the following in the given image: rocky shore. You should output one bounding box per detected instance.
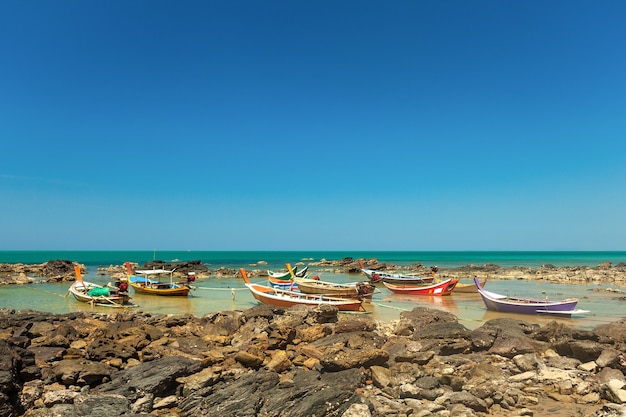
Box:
[319,258,626,287]
[1,257,626,287]
[0,304,625,417]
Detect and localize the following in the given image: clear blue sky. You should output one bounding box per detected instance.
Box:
[1,1,625,251]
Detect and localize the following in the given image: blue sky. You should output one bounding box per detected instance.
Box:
[1,1,625,251]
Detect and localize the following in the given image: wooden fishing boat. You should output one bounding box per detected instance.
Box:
[267,264,318,290]
[240,268,364,312]
[474,277,587,315]
[358,260,433,284]
[379,273,434,285]
[68,265,133,307]
[267,266,309,280]
[293,277,376,298]
[442,276,487,293]
[125,262,192,296]
[267,273,319,289]
[267,276,297,290]
[383,278,458,296]
[358,260,381,282]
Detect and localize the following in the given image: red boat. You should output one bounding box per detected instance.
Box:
[383,278,458,296]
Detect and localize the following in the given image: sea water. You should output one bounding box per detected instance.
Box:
[1,250,626,268]
[1,251,625,330]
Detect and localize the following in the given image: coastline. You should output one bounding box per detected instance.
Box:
[1,257,625,415]
[1,256,626,286]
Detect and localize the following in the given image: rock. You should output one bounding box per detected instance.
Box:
[95,356,203,401]
[477,318,544,358]
[593,368,626,385]
[177,367,221,396]
[604,379,626,403]
[370,365,392,388]
[266,350,292,373]
[51,359,117,386]
[342,403,372,417]
[595,348,623,369]
[593,319,626,344]
[321,348,389,372]
[235,350,264,369]
[568,340,605,362]
[447,391,489,412]
[180,368,363,417]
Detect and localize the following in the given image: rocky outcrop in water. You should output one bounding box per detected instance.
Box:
[0,306,624,417]
[2,258,625,286]
[315,257,626,286]
[0,260,80,284]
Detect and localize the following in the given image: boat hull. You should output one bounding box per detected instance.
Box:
[452,278,487,294]
[128,272,191,296]
[246,283,363,311]
[69,281,131,307]
[294,278,375,298]
[380,275,434,285]
[383,279,458,296]
[240,269,363,312]
[473,277,580,315]
[129,282,190,296]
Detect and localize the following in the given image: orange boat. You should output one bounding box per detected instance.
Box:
[240,268,364,312]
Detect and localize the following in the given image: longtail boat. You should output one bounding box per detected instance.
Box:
[240,268,364,312]
[125,262,193,296]
[439,276,487,293]
[383,278,458,296]
[267,273,319,290]
[294,277,376,298]
[474,277,587,315]
[358,260,433,284]
[267,266,309,280]
[68,265,133,307]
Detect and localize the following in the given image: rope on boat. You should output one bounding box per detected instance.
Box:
[24,286,69,298]
[371,301,412,312]
[193,286,248,291]
[193,286,249,300]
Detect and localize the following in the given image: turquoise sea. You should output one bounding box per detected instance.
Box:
[1,250,626,269]
[1,251,625,331]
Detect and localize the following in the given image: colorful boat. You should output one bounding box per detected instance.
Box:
[379,273,435,285]
[293,277,376,298]
[383,278,458,296]
[68,265,133,307]
[240,268,364,312]
[267,266,309,280]
[443,276,487,293]
[474,276,586,315]
[125,262,193,296]
[267,265,318,290]
[358,260,433,284]
[267,275,298,290]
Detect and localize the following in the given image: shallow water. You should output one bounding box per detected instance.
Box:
[1,269,624,331]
